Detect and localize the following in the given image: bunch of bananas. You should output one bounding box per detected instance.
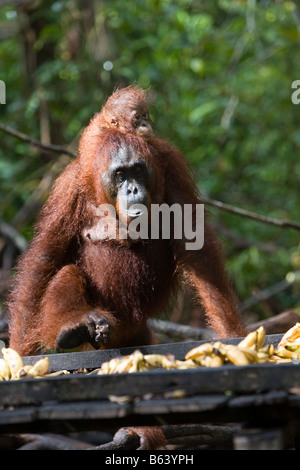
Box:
[97,326,272,374]
[97,323,300,374]
[97,349,198,375]
[0,347,52,380]
[185,326,273,367]
[273,323,300,362]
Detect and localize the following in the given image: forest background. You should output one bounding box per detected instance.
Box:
[0,0,299,332]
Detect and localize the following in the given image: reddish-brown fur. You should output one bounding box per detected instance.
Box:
[7,86,245,355]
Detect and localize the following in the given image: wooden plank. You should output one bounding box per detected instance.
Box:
[38,400,132,421]
[0,407,37,426]
[0,360,299,407]
[0,390,299,433]
[234,428,286,450]
[133,394,229,415]
[0,394,230,431]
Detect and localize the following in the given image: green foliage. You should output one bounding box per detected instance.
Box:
[0,0,299,319]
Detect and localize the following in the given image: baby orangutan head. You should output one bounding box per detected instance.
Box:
[98,85,153,139]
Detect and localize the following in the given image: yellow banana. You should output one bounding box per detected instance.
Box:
[285,342,300,352]
[0,357,11,380]
[100,357,125,374]
[16,365,32,378]
[161,356,178,369]
[45,370,70,377]
[173,359,198,369]
[100,351,145,374]
[205,355,224,367]
[277,323,300,348]
[257,352,271,363]
[108,394,132,404]
[144,354,173,368]
[2,347,24,378]
[212,341,224,352]
[256,326,266,349]
[224,346,249,366]
[238,326,266,350]
[238,331,257,349]
[274,348,293,359]
[27,357,49,377]
[185,343,213,360]
[238,347,258,363]
[128,350,144,373]
[116,356,135,373]
[259,344,274,355]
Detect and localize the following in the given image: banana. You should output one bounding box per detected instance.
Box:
[212,341,224,352]
[99,351,146,374]
[185,343,213,360]
[116,356,135,373]
[45,370,70,377]
[256,344,274,363]
[144,354,174,368]
[285,342,300,352]
[27,357,49,377]
[204,355,224,367]
[162,356,179,369]
[224,346,249,366]
[257,352,271,363]
[0,357,11,380]
[274,348,293,359]
[173,359,198,369]
[277,323,300,349]
[108,394,132,404]
[238,326,266,350]
[128,350,144,373]
[256,326,266,349]
[238,347,258,363]
[259,344,274,355]
[238,331,257,349]
[2,347,24,379]
[100,357,125,374]
[16,365,32,378]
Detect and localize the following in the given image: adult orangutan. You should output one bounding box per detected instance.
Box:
[7,86,245,355]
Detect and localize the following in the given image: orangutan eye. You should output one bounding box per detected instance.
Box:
[142,112,148,119]
[115,170,125,182]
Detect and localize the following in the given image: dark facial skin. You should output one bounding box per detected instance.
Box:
[102,145,153,223]
[129,108,153,138]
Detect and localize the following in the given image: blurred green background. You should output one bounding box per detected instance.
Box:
[0,0,299,329]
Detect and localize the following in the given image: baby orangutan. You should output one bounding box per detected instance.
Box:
[97,85,153,138]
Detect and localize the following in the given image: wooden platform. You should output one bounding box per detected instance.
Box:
[1,334,300,449]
